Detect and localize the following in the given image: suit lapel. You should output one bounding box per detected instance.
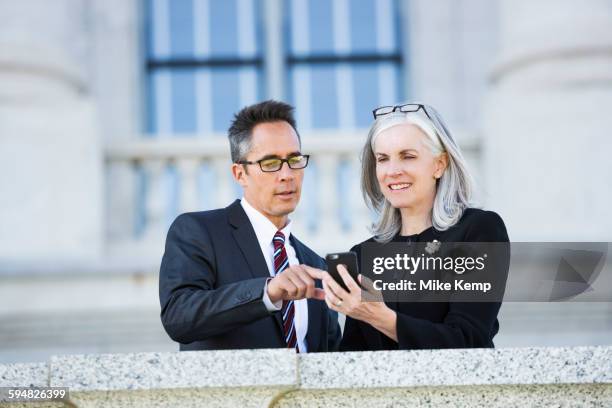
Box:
[228,200,286,332]
[228,200,271,280]
[291,235,323,352]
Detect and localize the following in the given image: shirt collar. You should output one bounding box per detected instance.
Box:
[240,198,292,245]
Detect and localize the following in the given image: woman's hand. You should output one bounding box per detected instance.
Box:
[322,265,398,342]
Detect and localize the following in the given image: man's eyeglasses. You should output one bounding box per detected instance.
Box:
[372,103,432,121]
[236,154,310,172]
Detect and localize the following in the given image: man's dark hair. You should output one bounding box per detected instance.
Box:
[228,100,300,163]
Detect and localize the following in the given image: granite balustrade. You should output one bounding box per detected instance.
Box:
[1,346,611,407]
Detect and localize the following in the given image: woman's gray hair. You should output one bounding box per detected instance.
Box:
[361,104,475,243]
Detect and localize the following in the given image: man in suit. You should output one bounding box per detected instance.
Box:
[159,100,341,352]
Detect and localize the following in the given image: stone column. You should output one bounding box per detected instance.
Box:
[482,0,612,241]
[0,0,103,262]
[89,0,141,245]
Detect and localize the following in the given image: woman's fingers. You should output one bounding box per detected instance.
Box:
[359,274,385,302]
[321,272,339,297]
[358,274,376,292]
[323,270,351,300]
[337,264,361,293]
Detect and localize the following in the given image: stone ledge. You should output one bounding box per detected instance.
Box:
[298,346,612,389]
[1,347,610,407]
[50,349,297,391]
[3,346,612,391]
[0,362,48,388]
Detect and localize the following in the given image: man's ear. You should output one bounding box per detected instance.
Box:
[434,152,449,179]
[232,163,248,188]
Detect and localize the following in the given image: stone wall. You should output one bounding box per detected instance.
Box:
[1,347,610,407]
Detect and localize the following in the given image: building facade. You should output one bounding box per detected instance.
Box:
[0,0,611,363]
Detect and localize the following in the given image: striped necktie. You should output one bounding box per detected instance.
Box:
[272,231,298,351]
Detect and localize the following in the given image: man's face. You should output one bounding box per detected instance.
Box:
[232,121,304,228]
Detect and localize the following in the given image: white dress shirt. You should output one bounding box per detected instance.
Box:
[240,198,309,352]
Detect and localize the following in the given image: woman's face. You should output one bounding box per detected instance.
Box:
[373,123,447,210]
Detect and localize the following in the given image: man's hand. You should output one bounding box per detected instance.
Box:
[267,265,326,303]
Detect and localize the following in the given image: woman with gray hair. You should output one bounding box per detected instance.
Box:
[321,103,509,350]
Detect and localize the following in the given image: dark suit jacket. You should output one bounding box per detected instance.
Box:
[159,199,341,352]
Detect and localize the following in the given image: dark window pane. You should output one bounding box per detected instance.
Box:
[169,0,195,57]
[310,65,338,128]
[145,71,157,133]
[211,69,241,132]
[352,63,380,128]
[350,0,378,53]
[148,69,172,134]
[307,0,334,55]
[210,0,239,57]
[171,70,197,133]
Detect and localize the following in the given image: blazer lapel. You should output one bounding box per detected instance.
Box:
[227,200,285,332]
[291,235,323,352]
[227,200,271,280]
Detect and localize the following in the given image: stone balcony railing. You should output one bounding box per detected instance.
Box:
[1,347,610,407]
[104,132,481,263]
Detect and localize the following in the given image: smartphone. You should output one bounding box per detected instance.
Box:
[325,252,360,292]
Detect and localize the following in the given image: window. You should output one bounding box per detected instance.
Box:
[286,0,402,130]
[144,0,404,134]
[145,0,262,135]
